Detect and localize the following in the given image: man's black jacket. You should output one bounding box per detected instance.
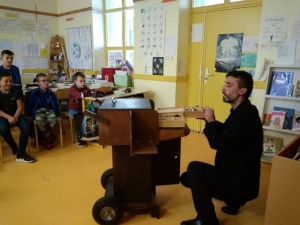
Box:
[203,100,263,205]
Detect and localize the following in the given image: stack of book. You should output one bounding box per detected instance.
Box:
[261,135,284,163]
[264,107,300,131]
[157,106,205,128]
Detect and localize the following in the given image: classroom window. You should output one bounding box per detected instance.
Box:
[230,0,244,2]
[105,1,134,67]
[106,0,122,10]
[106,12,123,47]
[125,9,134,46]
[193,0,224,7]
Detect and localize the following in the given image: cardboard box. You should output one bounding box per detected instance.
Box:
[113,75,132,87]
[264,135,300,225]
[157,106,205,128]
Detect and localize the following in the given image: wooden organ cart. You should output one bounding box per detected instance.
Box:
[91,98,190,225]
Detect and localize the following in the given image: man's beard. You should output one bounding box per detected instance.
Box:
[222,94,238,103]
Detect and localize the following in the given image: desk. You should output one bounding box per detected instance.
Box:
[82,88,151,111]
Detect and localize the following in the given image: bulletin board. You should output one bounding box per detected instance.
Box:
[67,25,93,70]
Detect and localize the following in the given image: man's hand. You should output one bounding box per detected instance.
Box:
[204,107,216,123]
[8,116,17,125]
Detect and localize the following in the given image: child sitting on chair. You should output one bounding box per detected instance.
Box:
[26,73,60,150]
[0,72,35,163]
[68,72,92,147]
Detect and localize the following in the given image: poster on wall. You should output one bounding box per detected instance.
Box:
[139,3,166,58]
[260,14,288,49]
[67,26,93,70]
[215,33,244,73]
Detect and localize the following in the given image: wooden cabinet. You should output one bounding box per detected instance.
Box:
[262,65,300,145]
[264,135,300,225]
[49,36,69,80]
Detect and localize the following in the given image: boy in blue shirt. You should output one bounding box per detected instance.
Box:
[26,73,60,150]
[0,50,22,90]
[0,72,35,163]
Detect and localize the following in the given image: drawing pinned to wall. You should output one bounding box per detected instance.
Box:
[37,18,50,36]
[215,33,244,73]
[108,50,124,67]
[72,42,81,59]
[153,57,164,75]
[139,3,166,58]
[67,26,93,70]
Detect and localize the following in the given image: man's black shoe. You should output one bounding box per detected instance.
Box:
[181,218,219,225]
[221,205,240,215]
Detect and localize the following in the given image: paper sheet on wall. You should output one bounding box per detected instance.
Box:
[191,23,203,42]
[14,41,23,53]
[275,40,296,65]
[242,36,259,52]
[0,39,14,50]
[139,3,166,58]
[254,58,273,81]
[22,31,36,41]
[22,43,39,56]
[144,58,153,74]
[37,18,50,36]
[260,14,288,49]
[178,58,187,76]
[108,50,124,67]
[290,20,300,41]
[165,35,176,56]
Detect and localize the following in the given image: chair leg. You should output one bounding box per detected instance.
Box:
[59,121,63,148]
[0,138,3,164]
[33,123,40,152]
[69,117,74,144]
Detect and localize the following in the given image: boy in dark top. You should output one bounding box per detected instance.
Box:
[68,72,92,147]
[26,73,60,150]
[0,72,35,163]
[0,50,22,90]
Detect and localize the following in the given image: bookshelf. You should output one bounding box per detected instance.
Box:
[49,36,69,81]
[262,65,300,145]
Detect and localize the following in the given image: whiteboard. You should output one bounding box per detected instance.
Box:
[67,26,93,70]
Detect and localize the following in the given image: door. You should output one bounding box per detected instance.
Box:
[187,5,262,131]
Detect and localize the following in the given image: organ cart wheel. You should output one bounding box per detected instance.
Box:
[101,168,113,189]
[92,197,124,225]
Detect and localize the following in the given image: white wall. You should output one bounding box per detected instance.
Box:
[56,0,91,14]
[0,0,58,13]
[133,0,190,109]
[253,0,300,116]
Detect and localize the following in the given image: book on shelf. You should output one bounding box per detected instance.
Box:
[273,106,295,130]
[263,113,271,126]
[269,71,293,97]
[292,109,300,132]
[294,80,300,98]
[157,106,205,128]
[292,146,300,160]
[261,135,284,163]
[269,110,286,129]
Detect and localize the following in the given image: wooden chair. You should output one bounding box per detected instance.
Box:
[0,126,31,164]
[55,88,74,144]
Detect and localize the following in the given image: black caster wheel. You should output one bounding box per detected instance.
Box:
[92,197,124,225]
[101,168,113,189]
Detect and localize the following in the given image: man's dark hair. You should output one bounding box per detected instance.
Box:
[296,117,300,123]
[1,50,14,57]
[73,71,85,80]
[226,70,253,99]
[0,71,12,80]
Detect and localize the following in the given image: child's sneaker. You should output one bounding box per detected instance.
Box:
[16,153,35,163]
[77,141,87,148]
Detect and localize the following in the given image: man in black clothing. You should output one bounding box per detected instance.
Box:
[180,71,263,225]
